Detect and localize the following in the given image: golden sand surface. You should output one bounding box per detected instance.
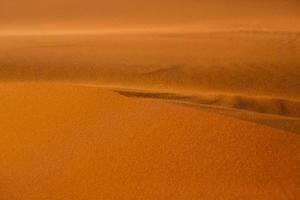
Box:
[0,28,299,200]
[0,83,299,200]
[1,0,300,199]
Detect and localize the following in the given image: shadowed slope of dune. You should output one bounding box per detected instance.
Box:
[0,82,299,200]
[116,90,300,118]
[116,90,300,133]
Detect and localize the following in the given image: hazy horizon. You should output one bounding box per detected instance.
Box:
[1,0,300,33]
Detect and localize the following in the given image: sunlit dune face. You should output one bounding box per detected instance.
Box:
[0,83,299,199]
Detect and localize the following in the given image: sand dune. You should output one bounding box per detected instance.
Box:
[0,32,299,132]
[0,83,299,200]
[116,90,300,118]
[0,31,299,98]
[0,30,299,199]
[1,0,300,198]
[116,89,300,133]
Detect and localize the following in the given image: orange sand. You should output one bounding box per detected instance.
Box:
[1,0,300,198]
[0,83,299,200]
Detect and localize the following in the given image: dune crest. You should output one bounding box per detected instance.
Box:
[116,90,300,118]
[116,89,300,133]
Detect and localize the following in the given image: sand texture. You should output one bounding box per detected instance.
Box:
[0,32,299,134]
[0,83,299,200]
[0,30,299,199]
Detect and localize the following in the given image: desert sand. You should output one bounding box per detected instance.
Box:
[0,32,299,134]
[0,31,299,199]
[0,83,299,200]
[0,1,300,198]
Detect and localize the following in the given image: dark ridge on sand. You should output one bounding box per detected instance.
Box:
[116,90,300,133]
[116,90,300,118]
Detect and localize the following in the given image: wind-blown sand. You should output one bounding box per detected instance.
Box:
[0,83,299,200]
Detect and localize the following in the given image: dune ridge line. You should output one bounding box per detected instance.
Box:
[116,90,300,119]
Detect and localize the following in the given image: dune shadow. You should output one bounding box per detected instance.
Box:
[116,90,300,134]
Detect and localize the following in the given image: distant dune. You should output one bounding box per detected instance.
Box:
[0,31,299,133]
[0,83,299,200]
[0,31,299,98]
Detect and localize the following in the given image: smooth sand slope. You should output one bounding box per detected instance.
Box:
[0,83,299,200]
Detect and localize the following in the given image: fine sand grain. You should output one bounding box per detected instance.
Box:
[0,31,299,199]
[0,83,299,200]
